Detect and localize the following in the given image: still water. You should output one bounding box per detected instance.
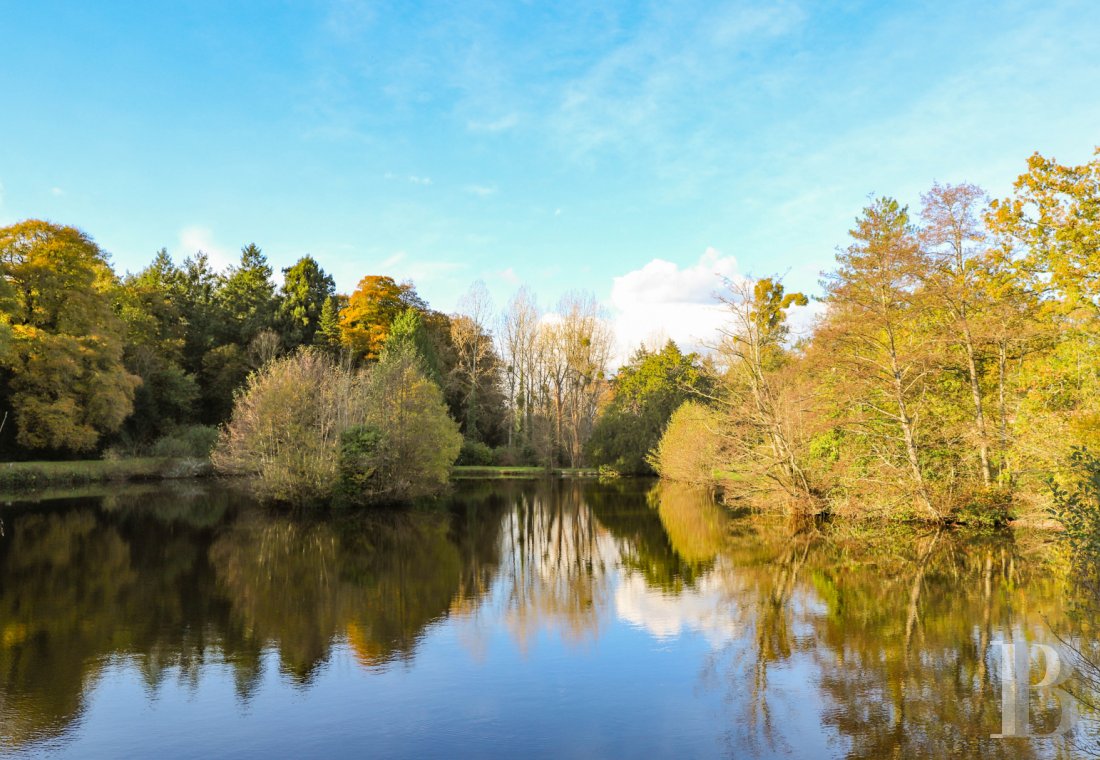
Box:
[0,479,1095,758]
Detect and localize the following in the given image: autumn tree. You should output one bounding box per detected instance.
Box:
[822,199,938,517]
[499,287,540,450]
[718,277,817,505]
[919,183,997,485]
[339,276,415,360]
[0,221,140,453]
[988,148,1100,311]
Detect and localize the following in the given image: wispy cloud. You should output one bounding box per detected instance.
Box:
[465,184,497,197]
[383,172,433,186]
[467,113,519,133]
[50,187,64,196]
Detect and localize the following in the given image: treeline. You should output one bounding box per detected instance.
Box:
[0,218,623,473]
[653,148,1100,522]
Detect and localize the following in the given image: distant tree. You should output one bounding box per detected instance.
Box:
[115,250,198,442]
[339,276,415,360]
[0,220,140,453]
[383,308,442,383]
[277,255,335,349]
[314,294,346,354]
[218,243,276,346]
[586,340,714,475]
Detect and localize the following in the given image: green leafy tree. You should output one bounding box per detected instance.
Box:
[115,249,199,442]
[314,295,345,353]
[277,255,335,349]
[586,340,714,474]
[218,243,276,347]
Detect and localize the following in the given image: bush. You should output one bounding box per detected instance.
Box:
[649,401,727,486]
[1049,447,1100,559]
[456,440,496,466]
[151,425,219,459]
[948,488,1012,528]
[338,425,386,495]
[213,347,461,505]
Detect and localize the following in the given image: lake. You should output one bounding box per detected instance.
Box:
[0,478,1095,758]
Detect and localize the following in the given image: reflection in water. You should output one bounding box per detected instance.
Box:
[0,479,1095,757]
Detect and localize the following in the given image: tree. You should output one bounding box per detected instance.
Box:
[718,277,817,505]
[115,250,198,442]
[339,276,414,360]
[357,345,463,502]
[0,221,140,453]
[586,340,714,475]
[277,255,335,349]
[822,198,937,517]
[919,183,997,485]
[384,308,442,384]
[649,401,729,486]
[218,243,276,347]
[988,149,1100,312]
[448,281,497,442]
[314,295,345,354]
[499,287,540,449]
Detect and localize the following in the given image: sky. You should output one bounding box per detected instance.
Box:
[1,0,1098,359]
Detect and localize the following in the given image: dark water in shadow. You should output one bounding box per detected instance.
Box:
[0,479,1095,758]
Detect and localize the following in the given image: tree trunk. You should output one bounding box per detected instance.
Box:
[961,326,992,486]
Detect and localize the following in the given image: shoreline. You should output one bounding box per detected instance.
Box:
[0,457,214,492]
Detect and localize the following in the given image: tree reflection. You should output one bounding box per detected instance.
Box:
[0,480,1095,757]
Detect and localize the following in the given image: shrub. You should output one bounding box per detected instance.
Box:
[151,425,219,459]
[1048,447,1100,559]
[456,439,496,466]
[213,348,361,503]
[648,401,727,486]
[948,487,1012,528]
[213,347,461,505]
[338,425,386,495]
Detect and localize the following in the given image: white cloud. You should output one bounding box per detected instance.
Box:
[497,266,520,285]
[178,226,233,272]
[50,187,63,196]
[465,184,497,197]
[615,573,742,648]
[408,175,432,186]
[609,247,744,360]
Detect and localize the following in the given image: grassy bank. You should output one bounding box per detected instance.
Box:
[0,457,213,492]
[451,465,599,479]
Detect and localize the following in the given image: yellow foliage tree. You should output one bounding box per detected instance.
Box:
[338,275,412,360]
[0,221,139,452]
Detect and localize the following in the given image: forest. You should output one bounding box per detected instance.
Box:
[1,147,1098,521]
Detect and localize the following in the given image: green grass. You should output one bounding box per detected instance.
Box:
[0,457,213,492]
[451,465,599,479]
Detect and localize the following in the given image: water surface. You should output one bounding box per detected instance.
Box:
[0,479,1093,758]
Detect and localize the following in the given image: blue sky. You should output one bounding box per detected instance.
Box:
[1,0,1098,354]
